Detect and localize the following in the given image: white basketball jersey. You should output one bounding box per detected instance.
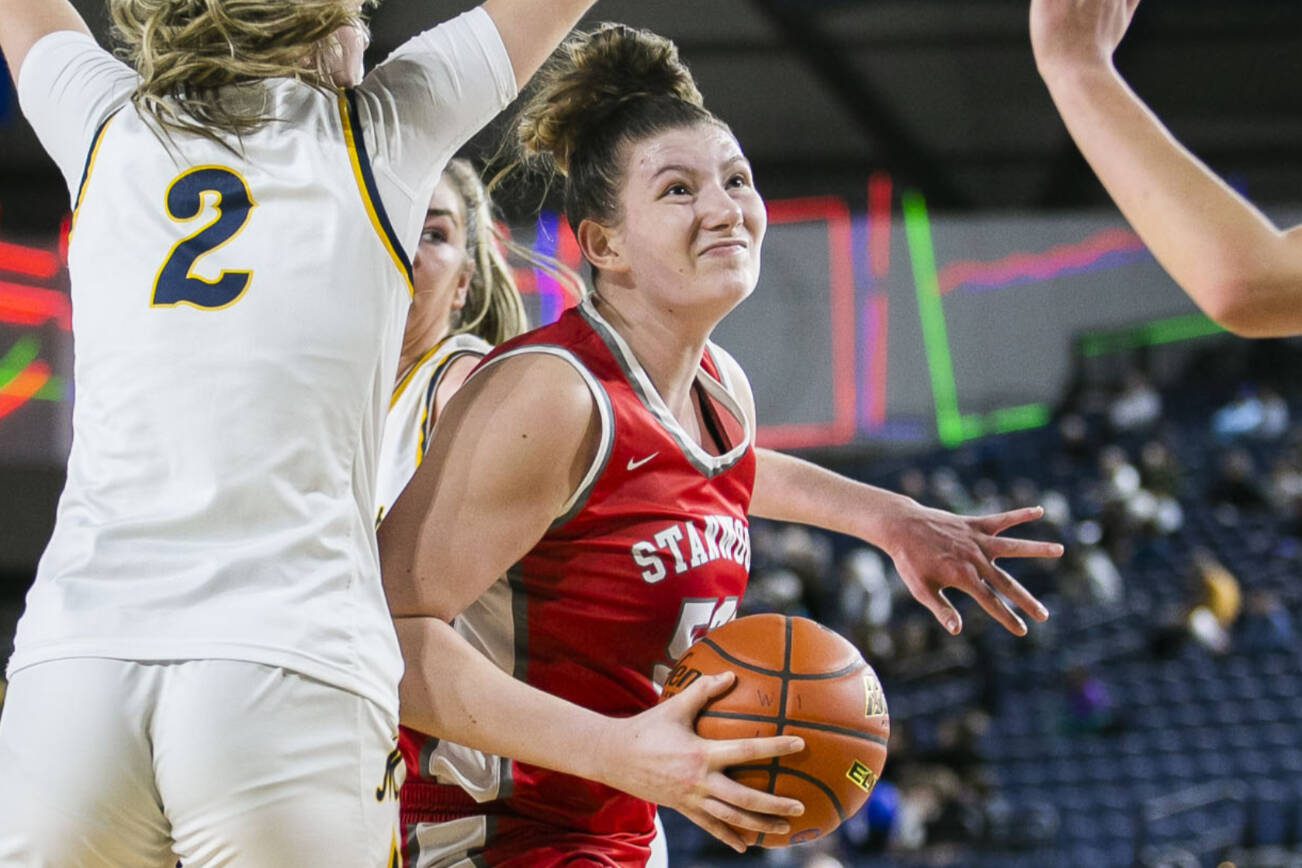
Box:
[9,11,516,720]
[375,332,491,523]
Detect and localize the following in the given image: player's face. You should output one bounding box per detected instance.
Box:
[612,124,766,317]
[410,177,472,334]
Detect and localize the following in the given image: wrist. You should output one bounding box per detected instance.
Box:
[1038,54,1118,94]
[579,712,624,788]
[853,490,920,553]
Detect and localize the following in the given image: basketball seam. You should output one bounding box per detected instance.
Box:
[698,638,865,681]
[757,616,795,847]
[727,764,847,823]
[697,710,889,747]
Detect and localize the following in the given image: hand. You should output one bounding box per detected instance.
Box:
[595,673,805,853]
[1030,0,1141,75]
[880,503,1061,636]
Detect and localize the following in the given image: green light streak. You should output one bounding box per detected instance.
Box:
[902,192,964,447]
[1081,313,1225,357]
[0,336,41,390]
[988,403,1052,435]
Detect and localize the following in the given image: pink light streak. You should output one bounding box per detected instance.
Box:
[938,228,1148,295]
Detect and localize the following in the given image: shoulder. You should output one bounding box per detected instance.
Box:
[458,349,599,444]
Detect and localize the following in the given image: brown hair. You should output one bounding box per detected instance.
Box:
[108,0,374,141]
[510,23,725,237]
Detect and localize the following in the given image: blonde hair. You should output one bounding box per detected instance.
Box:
[108,0,373,141]
[509,23,720,235]
[441,159,581,346]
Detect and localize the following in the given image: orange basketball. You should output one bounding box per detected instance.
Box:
[659,613,889,848]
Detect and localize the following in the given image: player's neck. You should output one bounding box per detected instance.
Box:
[395,319,453,388]
[591,291,709,423]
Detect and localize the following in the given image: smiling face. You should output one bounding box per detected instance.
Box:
[586,123,766,320]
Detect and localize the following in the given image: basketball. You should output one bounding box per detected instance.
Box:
[659,614,889,848]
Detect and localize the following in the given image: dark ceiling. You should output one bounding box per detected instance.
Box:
[3,0,1301,233]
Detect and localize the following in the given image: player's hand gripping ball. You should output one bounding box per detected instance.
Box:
[660,614,889,848]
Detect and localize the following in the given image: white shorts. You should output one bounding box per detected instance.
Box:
[0,658,401,867]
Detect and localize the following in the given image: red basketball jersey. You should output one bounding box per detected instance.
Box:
[398,299,755,866]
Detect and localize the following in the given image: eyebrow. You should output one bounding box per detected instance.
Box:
[651,156,751,180]
[424,208,461,226]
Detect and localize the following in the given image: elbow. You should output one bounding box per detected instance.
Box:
[1199,277,1282,338]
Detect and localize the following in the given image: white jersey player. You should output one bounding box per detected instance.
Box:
[379,331,491,522]
[0,0,598,865]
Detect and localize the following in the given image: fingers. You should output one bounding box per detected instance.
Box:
[700,795,793,835]
[707,772,804,819]
[983,562,1050,623]
[708,734,804,767]
[984,535,1065,561]
[683,806,750,854]
[665,672,735,718]
[961,564,1026,636]
[973,505,1045,536]
[920,587,963,636]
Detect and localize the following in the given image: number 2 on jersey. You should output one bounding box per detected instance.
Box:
[153,167,257,310]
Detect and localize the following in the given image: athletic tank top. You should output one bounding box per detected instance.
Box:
[398,298,755,863]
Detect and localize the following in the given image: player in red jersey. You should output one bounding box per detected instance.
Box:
[379,24,1060,866]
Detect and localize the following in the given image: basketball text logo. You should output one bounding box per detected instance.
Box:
[863,672,887,717]
[846,759,878,793]
[663,663,703,694]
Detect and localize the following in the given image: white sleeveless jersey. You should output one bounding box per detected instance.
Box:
[375,333,491,523]
[9,12,516,720]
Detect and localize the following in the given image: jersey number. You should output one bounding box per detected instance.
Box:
[153,167,256,310]
[652,596,739,688]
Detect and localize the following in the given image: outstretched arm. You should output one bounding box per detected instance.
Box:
[1031,0,1302,338]
[481,0,598,89]
[752,449,1058,636]
[709,344,1059,636]
[0,0,89,86]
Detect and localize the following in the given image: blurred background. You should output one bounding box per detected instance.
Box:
[1,1,1301,866]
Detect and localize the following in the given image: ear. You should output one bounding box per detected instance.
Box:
[451,261,473,313]
[577,219,629,276]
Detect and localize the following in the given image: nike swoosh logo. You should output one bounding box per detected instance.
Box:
[626,453,659,471]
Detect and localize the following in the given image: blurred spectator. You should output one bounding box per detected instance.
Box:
[1060,520,1123,605]
[1208,448,1269,513]
[970,478,1006,516]
[1186,549,1243,654]
[929,467,974,515]
[1212,385,1291,441]
[1269,453,1302,536]
[1109,371,1162,432]
[1238,589,1295,653]
[1139,439,1183,498]
[837,548,895,660]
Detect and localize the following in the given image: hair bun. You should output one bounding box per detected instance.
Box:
[516,23,704,176]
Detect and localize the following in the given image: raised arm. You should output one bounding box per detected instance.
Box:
[1030,0,1302,338]
[0,0,90,86]
[481,0,598,89]
[377,353,805,850]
